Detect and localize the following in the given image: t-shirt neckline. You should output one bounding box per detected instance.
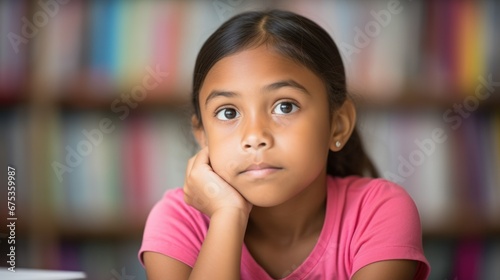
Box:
[241,176,336,279]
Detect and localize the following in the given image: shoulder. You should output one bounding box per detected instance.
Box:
[329,175,421,235]
[155,188,197,213]
[146,188,209,229]
[327,176,430,279]
[139,188,209,268]
[329,175,415,209]
[330,175,408,194]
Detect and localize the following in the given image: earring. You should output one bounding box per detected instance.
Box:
[335,141,341,148]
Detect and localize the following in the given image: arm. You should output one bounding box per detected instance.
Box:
[143,252,191,280]
[143,209,248,280]
[189,208,249,279]
[351,260,418,280]
[144,147,251,280]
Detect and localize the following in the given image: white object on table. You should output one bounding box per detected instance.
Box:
[0,267,86,280]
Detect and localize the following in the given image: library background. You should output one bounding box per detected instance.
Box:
[0,0,499,279]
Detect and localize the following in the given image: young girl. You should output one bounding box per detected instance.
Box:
[139,9,430,279]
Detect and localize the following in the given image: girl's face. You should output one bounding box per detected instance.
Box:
[196,45,337,207]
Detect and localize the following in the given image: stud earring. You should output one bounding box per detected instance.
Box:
[335,141,341,148]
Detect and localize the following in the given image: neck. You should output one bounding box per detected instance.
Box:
[246,173,328,244]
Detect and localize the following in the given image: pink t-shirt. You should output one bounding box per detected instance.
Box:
[139,175,430,279]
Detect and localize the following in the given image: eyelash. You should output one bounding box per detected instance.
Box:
[214,100,300,121]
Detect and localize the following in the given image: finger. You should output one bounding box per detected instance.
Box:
[186,155,196,177]
[184,154,197,197]
[192,146,210,168]
[184,148,208,194]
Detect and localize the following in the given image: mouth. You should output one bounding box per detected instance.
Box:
[239,163,283,178]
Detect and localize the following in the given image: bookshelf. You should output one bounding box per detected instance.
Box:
[1,0,499,279]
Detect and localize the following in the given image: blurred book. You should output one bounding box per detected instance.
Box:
[0,1,27,96]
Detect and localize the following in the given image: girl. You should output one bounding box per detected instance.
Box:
[139,9,430,280]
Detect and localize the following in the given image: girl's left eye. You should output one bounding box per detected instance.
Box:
[272,102,299,115]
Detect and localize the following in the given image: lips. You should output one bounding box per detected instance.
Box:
[239,163,282,177]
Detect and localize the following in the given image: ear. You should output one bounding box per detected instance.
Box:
[191,115,207,149]
[329,98,356,151]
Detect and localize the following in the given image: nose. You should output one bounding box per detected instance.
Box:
[241,116,273,152]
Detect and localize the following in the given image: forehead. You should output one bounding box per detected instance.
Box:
[199,45,325,99]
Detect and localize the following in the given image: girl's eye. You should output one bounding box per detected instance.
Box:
[273,102,299,115]
[215,108,240,120]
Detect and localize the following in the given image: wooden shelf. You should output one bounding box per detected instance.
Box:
[5,89,499,112]
[0,91,29,108]
[54,224,145,240]
[7,213,499,240]
[13,220,145,240]
[355,90,500,111]
[423,224,500,239]
[57,92,190,110]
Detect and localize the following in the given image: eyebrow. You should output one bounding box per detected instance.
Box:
[204,79,310,107]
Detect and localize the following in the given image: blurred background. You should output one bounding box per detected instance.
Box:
[0,0,499,279]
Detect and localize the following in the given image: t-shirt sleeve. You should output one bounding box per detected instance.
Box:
[138,188,208,268]
[350,179,430,279]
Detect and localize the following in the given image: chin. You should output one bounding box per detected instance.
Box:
[236,184,295,208]
[225,172,312,207]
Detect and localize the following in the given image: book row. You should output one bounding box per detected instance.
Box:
[1,1,498,99]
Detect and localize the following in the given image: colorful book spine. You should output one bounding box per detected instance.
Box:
[453,239,483,279]
[123,115,148,222]
[0,1,27,95]
[456,1,485,95]
[87,0,120,93]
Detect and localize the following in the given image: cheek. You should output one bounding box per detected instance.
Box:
[206,130,240,181]
[278,113,331,164]
[278,134,329,166]
[285,112,331,148]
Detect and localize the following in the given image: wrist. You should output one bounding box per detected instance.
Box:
[211,207,250,227]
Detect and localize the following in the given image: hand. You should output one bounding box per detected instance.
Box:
[183,147,252,218]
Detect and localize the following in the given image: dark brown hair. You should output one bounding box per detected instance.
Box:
[191,9,378,178]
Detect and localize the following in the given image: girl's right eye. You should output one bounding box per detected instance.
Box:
[215,108,240,120]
